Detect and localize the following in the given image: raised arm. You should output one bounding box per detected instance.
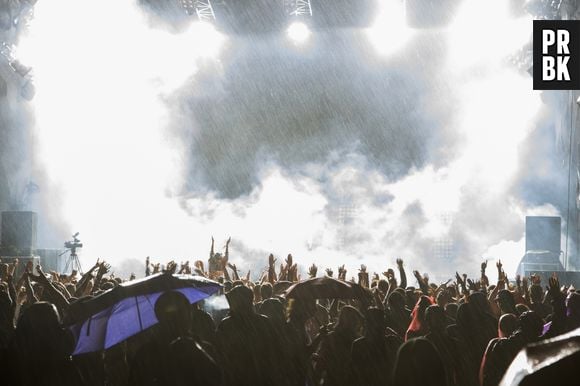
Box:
[413,270,430,295]
[224,237,231,265]
[396,258,407,289]
[32,265,69,314]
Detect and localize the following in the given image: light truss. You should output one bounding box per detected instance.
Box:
[285,0,313,17]
[181,0,216,22]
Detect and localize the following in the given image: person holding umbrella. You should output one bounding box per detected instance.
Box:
[128,290,220,386]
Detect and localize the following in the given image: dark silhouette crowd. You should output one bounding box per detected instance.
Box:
[0,239,579,386]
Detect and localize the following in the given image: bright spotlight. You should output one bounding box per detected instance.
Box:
[287,21,311,45]
[366,0,413,57]
[183,21,226,59]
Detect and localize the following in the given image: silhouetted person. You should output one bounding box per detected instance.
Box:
[480,311,543,386]
[351,307,399,386]
[406,295,433,340]
[497,313,517,338]
[11,302,82,386]
[216,285,282,386]
[128,291,220,386]
[528,284,551,320]
[424,305,460,386]
[315,305,363,386]
[191,301,216,345]
[392,337,448,386]
[385,291,410,338]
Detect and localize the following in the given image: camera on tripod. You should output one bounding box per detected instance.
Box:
[62,232,83,274]
[64,232,83,251]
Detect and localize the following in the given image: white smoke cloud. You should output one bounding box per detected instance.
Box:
[12,0,568,286]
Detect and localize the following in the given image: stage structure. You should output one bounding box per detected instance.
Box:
[517,216,564,276]
[515,216,580,287]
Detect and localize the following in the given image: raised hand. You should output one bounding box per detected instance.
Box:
[548,273,562,299]
[481,260,487,272]
[98,262,111,276]
[325,268,333,277]
[308,263,318,278]
[8,258,19,277]
[338,265,347,280]
[522,276,529,289]
[359,265,369,288]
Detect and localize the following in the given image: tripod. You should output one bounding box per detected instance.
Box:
[63,249,83,275]
[61,233,84,275]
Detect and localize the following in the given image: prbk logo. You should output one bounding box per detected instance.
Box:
[533,20,580,90]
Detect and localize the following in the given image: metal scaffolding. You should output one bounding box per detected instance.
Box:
[285,0,313,17]
[181,0,216,22]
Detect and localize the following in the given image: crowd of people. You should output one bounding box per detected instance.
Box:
[0,238,579,386]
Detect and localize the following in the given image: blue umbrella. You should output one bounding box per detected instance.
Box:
[67,273,221,355]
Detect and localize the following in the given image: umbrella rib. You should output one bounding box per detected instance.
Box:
[134,296,143,331]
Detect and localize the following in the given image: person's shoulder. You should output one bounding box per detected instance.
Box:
[216,315,234,331]
[352,336,366,347]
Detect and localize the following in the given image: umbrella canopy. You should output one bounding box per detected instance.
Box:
[67,273,221,355]
[284,276,371,300]
[500,327,580,386]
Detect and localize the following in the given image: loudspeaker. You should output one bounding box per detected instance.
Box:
[525,216,561,253]
[1,211,37,256]
[37,249,63,273]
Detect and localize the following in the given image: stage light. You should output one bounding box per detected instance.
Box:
[287,21,311,45]
[182,21,226,59]
[366,0,412,57]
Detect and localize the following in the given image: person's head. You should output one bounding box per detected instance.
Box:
[364,307,386,336]
[260,298,285,325]
[287,298,316,323]
[405,288,418,309]
[515,303,530,316]
[15,302,73,358]
[154,291,192,337]
[253,284,262,302]
[566,291,580,319]
[495,290,516,314]
[530,284,543,303]
[260,282,273,300]
[393,338,447,386]
[468,291,492,315]
[388,291,406,311]
[0,291,12,327]
[498,313,518,338]
[225,285,254,316]
[444,303,458,321]
[335,305,363,336]
[455,303,475,331]
[413,295,433,323]
[378,279,389,294]
[232,280,244,288]
[425,305,446,333]
[518,311,543,341]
